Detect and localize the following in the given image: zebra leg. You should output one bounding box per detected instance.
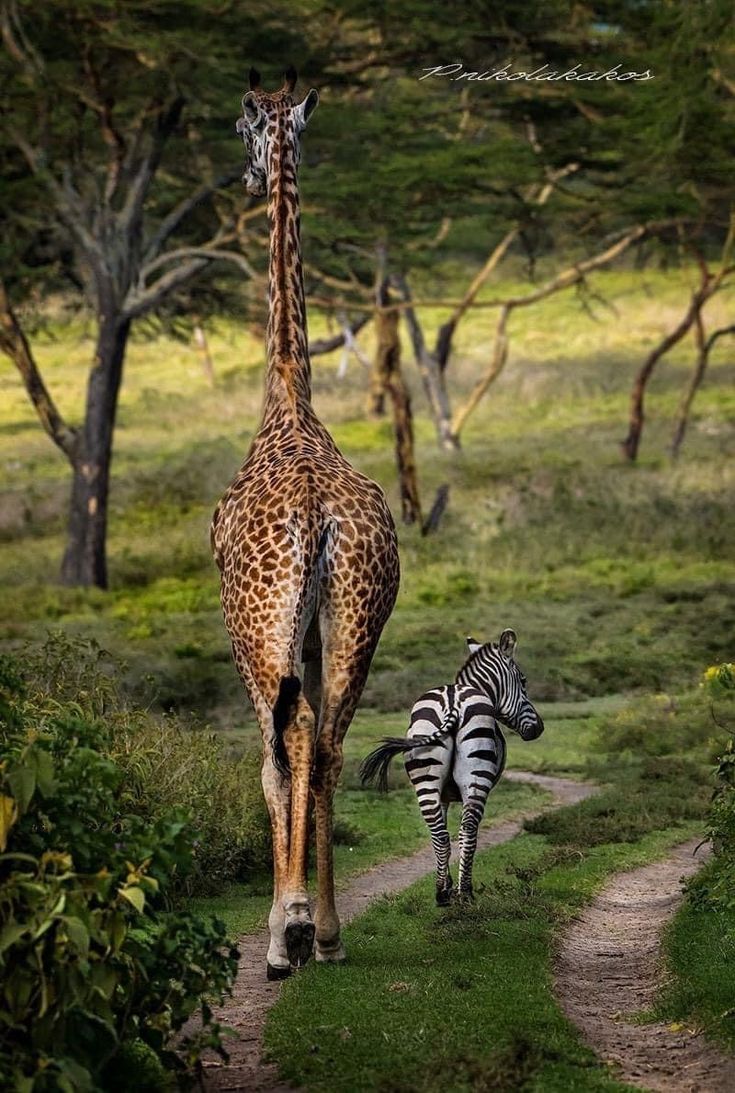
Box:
[457,799,483,899]
[404,726,453,906]
[412,794,452,905]
[453,711,504,901]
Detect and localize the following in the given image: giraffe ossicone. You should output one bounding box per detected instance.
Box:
[211,67,400,978]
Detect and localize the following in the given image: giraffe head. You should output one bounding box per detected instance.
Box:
[236,66,319,197]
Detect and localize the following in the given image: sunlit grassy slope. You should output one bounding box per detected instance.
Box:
[1,264,733,749]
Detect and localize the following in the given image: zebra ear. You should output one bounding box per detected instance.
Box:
[499,629,517,659]
[466,636,482,655]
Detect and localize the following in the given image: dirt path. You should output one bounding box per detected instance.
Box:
[200,771,593,1091]
[555,839,735,1092]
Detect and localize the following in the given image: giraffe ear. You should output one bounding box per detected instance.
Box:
[498,629,517,660]
[466,636,482,655]
[241,92,261,126]
[294,88,319,129]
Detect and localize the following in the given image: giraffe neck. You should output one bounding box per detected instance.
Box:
[263,123,311,411]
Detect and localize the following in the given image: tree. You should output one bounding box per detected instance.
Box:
[0,0,303,586]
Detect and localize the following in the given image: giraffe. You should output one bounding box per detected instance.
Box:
[211,66,400,979]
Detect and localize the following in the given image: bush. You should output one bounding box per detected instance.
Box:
[686,664,735,914]
[0,649,240,1091]
[14,635,272,895]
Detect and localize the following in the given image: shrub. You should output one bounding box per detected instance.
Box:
[686,664,735,914]
[14,635,272,895]
[0,650,239,1091]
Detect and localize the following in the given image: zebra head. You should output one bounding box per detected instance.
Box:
[461,629,544,741]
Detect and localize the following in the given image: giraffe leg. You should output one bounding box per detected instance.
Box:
[281,691,316,967]
[311,702,349,963]
[245,666,316,976]
[260,752,292,978]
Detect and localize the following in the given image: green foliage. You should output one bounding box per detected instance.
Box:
[685,664,735,914]
[0,645,241,1091]
[14,634,272,894]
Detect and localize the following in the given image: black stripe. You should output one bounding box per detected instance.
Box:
[468,748,497,761]
[406,756,443,772]
[462,725,496,742]
[410,707,445,729]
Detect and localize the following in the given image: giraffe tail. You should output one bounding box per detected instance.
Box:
[269,510,333,777]
[272,675,303,776]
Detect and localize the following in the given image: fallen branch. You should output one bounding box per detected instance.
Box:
[421,484,450,536]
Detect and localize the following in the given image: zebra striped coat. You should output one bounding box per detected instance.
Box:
[360,629,544,903]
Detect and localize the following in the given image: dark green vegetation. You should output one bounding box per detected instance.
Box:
[654,666,735,1051]
[0,642,239,1091]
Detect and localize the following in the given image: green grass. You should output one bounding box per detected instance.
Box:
[264,825,702,1093]
[1,266,733,727]
[189,774,547,938]
[3,265,735,1081]
[656,885,735,1052]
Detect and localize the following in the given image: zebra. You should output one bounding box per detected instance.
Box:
[360,628,544,905]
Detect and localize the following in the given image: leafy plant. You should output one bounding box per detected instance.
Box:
[686,664,735,914]
[0,651,239,1091]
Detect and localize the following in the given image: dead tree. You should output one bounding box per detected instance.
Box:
[622,226,734,461]
[670,318,735,458]
[374,281,422,525]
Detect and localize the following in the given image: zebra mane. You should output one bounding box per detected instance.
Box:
[455,641,499,681]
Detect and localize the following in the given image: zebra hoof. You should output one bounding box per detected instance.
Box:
[285,919,316,968]
[266,961,292,981]
[435,886,453,907]
[456,888,475,904]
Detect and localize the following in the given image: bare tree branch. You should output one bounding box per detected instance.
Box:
[309,315,371,357]
[671,319,735,458]
[451,306,510,438]
[452,222,661,442]
[622,215,735,461]
[119,96,185,237]
[0,280,78,463]
[143,168,243,263]
[80,50,127,203]
[392,274,458,451]
[122,247,255,321]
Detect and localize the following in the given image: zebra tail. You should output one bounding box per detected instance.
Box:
[359,734,437,793]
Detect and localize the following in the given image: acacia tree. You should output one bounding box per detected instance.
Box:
[0,0,306,587]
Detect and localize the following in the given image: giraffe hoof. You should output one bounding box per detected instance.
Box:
[266,961,292,981]
[285,920,316,968]
[315,940,347,963]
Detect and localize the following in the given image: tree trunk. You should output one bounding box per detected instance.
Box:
[193,322,215,385]
[621,266,711,462]
[670,319,734,459]
[60,313,131,588]
[374,287,422,524]
[392,275,459,452]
